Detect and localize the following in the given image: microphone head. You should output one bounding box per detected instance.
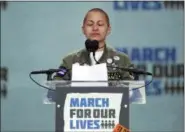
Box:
[85,39,99,52]
[56,66,68,77]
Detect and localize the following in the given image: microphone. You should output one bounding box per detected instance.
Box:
[30,66,68,81]
[120,67,152,75]
[85,39,99,54]
[30,66,68,75]
[31,69,60,74]
[85,39,100,64]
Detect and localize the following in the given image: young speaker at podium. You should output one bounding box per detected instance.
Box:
[53,8,135,81]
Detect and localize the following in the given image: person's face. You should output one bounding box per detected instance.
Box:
[82,11,111,42]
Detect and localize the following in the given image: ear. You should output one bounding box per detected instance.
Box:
[107,26,111,36]
[82,26,85,35]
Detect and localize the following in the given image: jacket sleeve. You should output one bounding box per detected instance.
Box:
[120,54,135,80]
[52,54,74,81]
[53,59,71,80]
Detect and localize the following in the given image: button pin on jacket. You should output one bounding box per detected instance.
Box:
[107,58,113,64]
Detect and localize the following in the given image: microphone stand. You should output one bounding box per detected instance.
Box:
[93,52,100,64]
[46,71,53,81]
[47,73,52,81]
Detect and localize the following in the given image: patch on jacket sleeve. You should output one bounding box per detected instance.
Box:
[108,72,122,80]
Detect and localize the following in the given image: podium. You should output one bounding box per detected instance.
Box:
[45,80,146,132]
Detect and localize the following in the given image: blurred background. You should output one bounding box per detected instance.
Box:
[1,1,184,132]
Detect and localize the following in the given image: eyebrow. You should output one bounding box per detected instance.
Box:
[86,20,104,23]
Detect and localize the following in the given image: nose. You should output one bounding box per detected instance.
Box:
[92,25,98,31]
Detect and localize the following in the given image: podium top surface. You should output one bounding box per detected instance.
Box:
[44,80,145,89]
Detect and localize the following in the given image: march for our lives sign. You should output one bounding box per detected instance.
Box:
[63,93,123,132]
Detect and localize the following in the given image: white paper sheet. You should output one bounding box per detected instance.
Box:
[71,63,108,87]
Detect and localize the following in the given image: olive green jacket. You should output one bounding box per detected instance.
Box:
[54,45,134,80]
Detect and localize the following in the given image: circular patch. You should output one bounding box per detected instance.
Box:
[107,58,113,64]
[111,63,117,70]
[113,56,120,61]
[113,67,117,71]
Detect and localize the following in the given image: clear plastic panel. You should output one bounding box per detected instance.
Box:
[43,80,146,104]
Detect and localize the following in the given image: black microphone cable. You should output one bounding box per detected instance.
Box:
[92,46,104,65]
[29,72,55,91]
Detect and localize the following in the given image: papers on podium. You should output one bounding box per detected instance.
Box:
[71,63,108,87]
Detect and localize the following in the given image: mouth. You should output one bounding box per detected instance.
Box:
[90,33,100,36]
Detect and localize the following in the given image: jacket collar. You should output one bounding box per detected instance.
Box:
[80,45,110,65]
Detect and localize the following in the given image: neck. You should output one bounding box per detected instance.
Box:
[97,41,105,51]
